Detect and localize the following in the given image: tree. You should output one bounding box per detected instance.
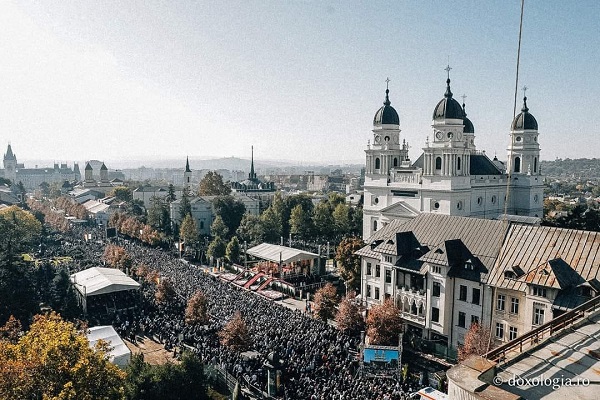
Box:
[312,201,334,239]
[335,291,364,334]
[458,323,493,362]
[366,298,403,346]
[260,206,282,243]
[0,205,43,257]
[155,278,177,304]
[110,186,133,202]
[207,236,226,265]
[50,268,80,319]
[0,315,22,344]
[179,214,199,254]
[0,256,37,324]
[0,312,126,399]
[226,237,241,264]
[289,204,313,240]
[236,213,262,245]
[178,186,192,221]
[16,181,26,206]
[332,203,351,237]
[125,352,208,400]
[185,291,209,326]
[198,171,230,196]
[211,196,246,238]
[335,237,365,291]
[103,244,132,270]
[166,184,177,203]
[147,196,171,235]
[282,194,313,237]
[218,311,251,351]
[210,215,228,239]
[313,283,338,322]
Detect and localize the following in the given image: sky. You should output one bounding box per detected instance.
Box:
[0,0,598,168]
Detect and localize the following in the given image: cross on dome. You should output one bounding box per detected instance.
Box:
[385,77,390,90]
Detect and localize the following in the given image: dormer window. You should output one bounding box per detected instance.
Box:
[504,271,516,279]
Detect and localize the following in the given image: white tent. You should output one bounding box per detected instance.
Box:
[246,243,319,264]
[70,267,141,313]
[87,325,131,368]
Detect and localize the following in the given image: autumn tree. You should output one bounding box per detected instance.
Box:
[218,311,251,351]
[185,291,209,326]
[226,236,241,264]
[0,312,126,399]
[198,171,230,196]
[335,237,365,291]
[458,323,493,362]
[313,282,339,322]
[155,278,177,304]
[0,315,22,344]
[0,205,42,257]
[335,291,364,334]
[103,244,132,270]
[179,214,199,254]
[366,298,403,346]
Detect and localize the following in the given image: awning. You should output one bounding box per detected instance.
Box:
[87,325,131,368]
[70,267,141,297]
[246,243,318,264]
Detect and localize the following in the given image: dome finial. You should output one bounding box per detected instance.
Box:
[521,85,529,112]
[444,64,453,98]
[384,77,391,106]
[461,94,467,116]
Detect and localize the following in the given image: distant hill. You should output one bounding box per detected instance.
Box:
[541,158,600,179]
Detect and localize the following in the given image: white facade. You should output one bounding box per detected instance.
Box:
[363,78,543,239]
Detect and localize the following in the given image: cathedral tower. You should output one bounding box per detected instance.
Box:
[184,156,192,189]
[3,144,17,183]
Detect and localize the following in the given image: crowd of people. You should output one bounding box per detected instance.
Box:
[52,227,423,400]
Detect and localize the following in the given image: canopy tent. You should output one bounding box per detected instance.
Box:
[70,267,140,314]
[87,325,131,368]
[246,243,318,264]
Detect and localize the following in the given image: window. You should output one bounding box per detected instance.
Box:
[491,195,497,204]
[514,157,521,173]
[471,315,479,325]
[459,285,467,301]
[510,298,520,314]
[496,322,504,340]
[458,312,466,328]
[385,270,392,284]
[534,157,538,173]
[433,282,441,297]
[435,157,442,170]
[532,287,547,298]
[533,307,545,326]
[431,266,441,274]
[431,307,440,323]
[200,221,204,229]
[497,294,506,311]
[366,262,372,276]
[375,287,380,300]
[457,157,461,171]
[367,285,371,298]
[472,288,481,305]
[509,326,518,341]
[375,265,381,278]
[375,158,381,169]
[384,255,393,263]
[373,220,378,232]
[393,157,398,167]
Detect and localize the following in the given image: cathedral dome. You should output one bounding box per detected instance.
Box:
[462,103,474,134]
[511,96,538,130]
[433,78,464,120]
[373,89,400,126]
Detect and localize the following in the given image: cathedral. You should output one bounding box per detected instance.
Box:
[362,72,544,239]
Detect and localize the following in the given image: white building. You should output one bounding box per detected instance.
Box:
[362,76,544,239]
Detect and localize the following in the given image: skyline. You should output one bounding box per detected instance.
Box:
[0,1,598,165]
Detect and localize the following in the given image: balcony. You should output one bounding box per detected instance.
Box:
[397,287,426,326]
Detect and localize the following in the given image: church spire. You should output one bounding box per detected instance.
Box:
[249,146,256,180]
[444,64,453,98]
[185,156,191,173]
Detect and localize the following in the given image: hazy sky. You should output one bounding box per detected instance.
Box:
[0,1,598,166]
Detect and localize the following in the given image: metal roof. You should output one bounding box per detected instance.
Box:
[246,243,318,264]
[70,267,140,297]
[487,224,600,292]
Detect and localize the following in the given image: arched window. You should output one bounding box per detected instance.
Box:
[375,158,381,170]
[514,157,521,173]
[457,157,461,171]
[393,157,398,167]
[435,157,442,170]
[534,157,538,173]
[373,220,378,232]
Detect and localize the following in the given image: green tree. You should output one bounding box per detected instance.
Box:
[312,201,334,239]
[335,237,365,291]
[0,312,126,399]
[332,203,351,237]
[179,215,199,253]
[282,194,313,237]
[226,236,241,264]
[147,196,171,235]
[289,204,313,240]
[50,268,80,319]
[211,196,246,237]
[198,171,230,196]
[207,236,226,265]
[210,215,229,239]
[166,184,177,203]
[0,206,43,257]
[236,213,263,245]
[0,256,37,324]
[178,186,192,221]
[16,181,26,206]
[110,186,133,202]
[260,206,282,243]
